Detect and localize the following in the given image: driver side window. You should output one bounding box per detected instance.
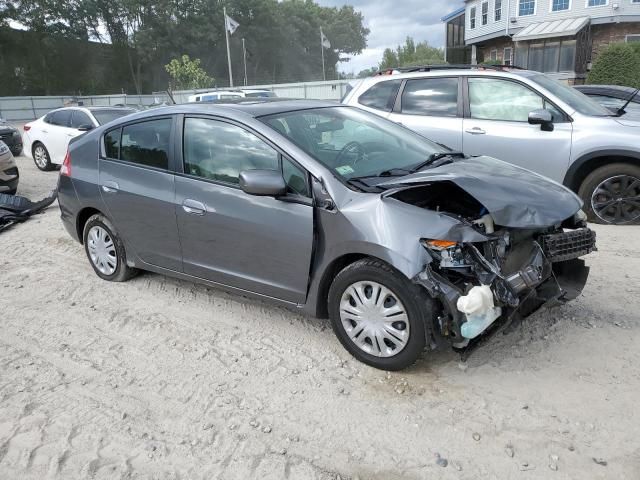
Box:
[469,78,544,122]
[183,117,279,185]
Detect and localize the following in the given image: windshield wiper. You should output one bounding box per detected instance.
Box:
[409,151,465,173]
[616,88,640,117]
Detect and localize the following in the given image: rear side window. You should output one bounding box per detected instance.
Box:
[120,119,172,169]
[358,80,402,112]
[183,117,279,185]
[50,110,72,127]
[401,77,459,117]
[70,110,93,128]
[104,128,120,159]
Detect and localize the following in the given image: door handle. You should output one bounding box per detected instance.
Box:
[101,181,119,193]
[42,130,48,134]
[465,127,486,135]
[182,199,206,215]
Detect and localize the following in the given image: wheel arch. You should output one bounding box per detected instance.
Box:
[563,150,640,192]
[76,206,104,244]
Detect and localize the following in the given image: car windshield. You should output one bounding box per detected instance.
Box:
[260,106,444,180]
[90,109,136,125]
[529,74,612,117]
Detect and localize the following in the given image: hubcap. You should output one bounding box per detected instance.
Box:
[87,226,117,275]
[591,174,640,224]
[339,281,410,358]
[34,146,47,168]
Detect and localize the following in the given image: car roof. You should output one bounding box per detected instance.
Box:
[123,99,340,121]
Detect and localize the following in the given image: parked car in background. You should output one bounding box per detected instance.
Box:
[0,141,19,195]
[342,66,640,225]
[23,106,137,171]
[57,100,595,370]
[0,118,23,157]
[188,89,276,102]
[574,84,640,121]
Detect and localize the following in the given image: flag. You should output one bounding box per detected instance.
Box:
[320,28,331,49]
[225,15,240,35]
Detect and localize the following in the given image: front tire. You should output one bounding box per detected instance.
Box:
[579,163,640,225]
[32,143,53,171]
[83,214,137,282]
[328,258,433,371]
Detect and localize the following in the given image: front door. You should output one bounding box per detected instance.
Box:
[175,116,314,304]
[98,117,182,271]
[462,77,573,183]
[388,76,464,151]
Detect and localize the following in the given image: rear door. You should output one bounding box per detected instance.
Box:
[98,116,182,271]
[462,76,573,183]
[47,110,74,163]
[388,76,463,150]
[175,115,314,303]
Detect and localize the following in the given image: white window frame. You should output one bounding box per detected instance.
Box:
[481,1,489,25]
[490,49,498,61]
[518,0,537,16]
[470,6,477,29]
[586,0,609,7]
[504,47,513,65]
[495,0,503,20]
[550,0,572,12]
[626,34,640,42]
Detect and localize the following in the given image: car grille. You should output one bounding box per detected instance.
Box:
[0,133,15,145]
[540,228,596,262]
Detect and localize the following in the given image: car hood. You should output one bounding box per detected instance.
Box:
[379,156,582,228]
[615,117,640,127]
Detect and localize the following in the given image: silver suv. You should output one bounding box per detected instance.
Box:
[343,67,640,225]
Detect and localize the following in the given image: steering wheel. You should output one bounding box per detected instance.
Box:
[334,141,367,166]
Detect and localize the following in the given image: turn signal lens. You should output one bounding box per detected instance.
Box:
[425,239,457,249]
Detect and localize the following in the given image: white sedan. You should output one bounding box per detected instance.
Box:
[23,106,136,171]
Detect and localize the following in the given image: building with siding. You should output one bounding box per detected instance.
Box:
[442,0,640,82]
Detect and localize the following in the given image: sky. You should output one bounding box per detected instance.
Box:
[317,0,464,74]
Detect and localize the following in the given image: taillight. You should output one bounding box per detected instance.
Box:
[60,149,72,177]
[23,124,31,131]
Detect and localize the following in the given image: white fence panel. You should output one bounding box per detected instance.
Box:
[0,79,353,122]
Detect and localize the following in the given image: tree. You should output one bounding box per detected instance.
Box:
[379,37,444,70]
[165,55,213,90]
[357,67,378,78]
[587,42,640,89]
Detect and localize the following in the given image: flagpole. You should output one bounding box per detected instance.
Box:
[320,27,326,81]
[242,37,248,86]
[224,6,234,87]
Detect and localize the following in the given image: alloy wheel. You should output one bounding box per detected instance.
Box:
[591,174,640,224]
[339,281,410,358]
[87,226,118,275]
[34,145,48,169]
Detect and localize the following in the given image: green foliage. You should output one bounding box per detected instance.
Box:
[165,55,213,90]
[357,67,378,78]
[1,0,370,95]
[379,37,445,70]
[587,42,640,89]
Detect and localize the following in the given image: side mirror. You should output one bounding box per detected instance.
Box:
[528,109,554,132]
[77,124,94,132]
[239,169,286,197]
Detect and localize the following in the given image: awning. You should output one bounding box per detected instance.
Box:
[512,17,590,42]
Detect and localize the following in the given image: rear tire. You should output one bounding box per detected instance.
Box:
[578,163,640,225]
[32,142,53,171]
[83,214,137,282]
[328,258,433,371]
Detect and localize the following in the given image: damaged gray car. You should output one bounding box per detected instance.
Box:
[57,100,596,370]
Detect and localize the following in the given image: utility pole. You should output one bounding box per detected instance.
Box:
[320,27,326,81]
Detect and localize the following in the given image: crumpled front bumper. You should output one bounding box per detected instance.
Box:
[415,227,596,348]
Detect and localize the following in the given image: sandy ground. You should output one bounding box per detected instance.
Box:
[1,155,639,480]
